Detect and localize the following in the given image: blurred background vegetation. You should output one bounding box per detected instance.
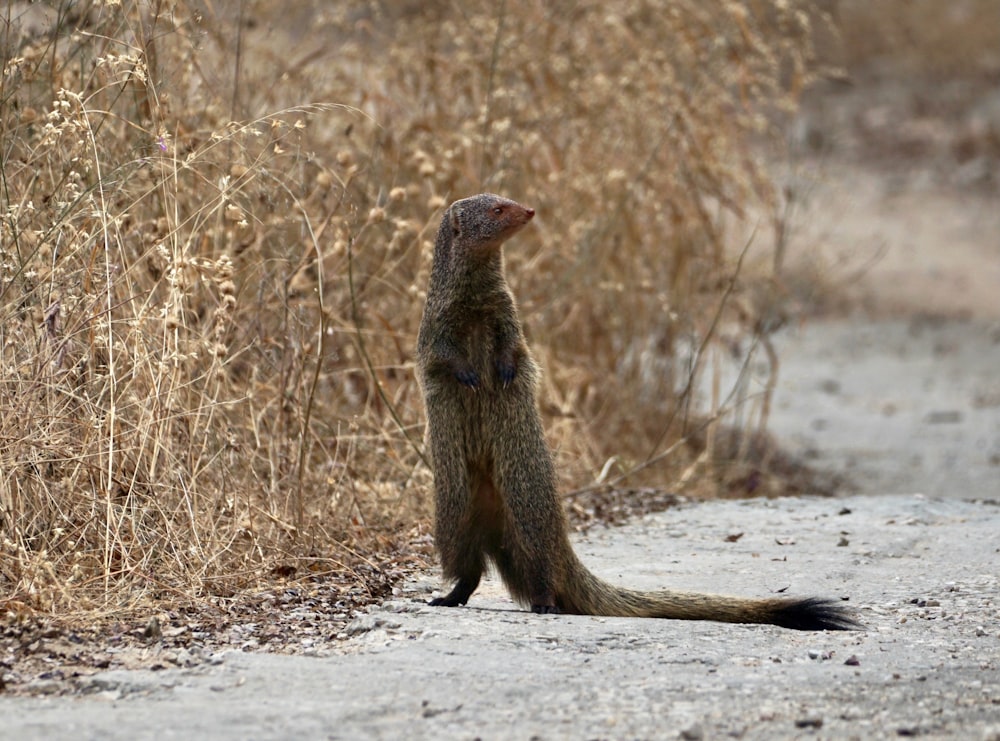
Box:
[1,0,997,617]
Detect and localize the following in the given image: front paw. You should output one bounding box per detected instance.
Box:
[454,368,480,390]
[496,357,517,387]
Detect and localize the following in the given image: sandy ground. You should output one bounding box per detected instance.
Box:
[769,318,1000,499]
[1,154,998,738]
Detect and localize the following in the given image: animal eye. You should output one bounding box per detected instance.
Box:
[493,207,503,215]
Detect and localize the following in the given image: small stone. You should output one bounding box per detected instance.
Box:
[76,676,120,694]
[924,410,962,424]
[794,717,823,729]
[24,679,64,696]
[142,617,162,642]
[344,616,379,636]
[679,723,704,740]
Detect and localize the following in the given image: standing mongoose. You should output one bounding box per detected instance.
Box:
[416,193,858,630]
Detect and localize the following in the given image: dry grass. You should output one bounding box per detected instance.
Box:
[1,0,824,619]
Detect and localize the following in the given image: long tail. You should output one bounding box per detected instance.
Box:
[557,555,860,631]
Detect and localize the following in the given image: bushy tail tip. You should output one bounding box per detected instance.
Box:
[771,597,862,631]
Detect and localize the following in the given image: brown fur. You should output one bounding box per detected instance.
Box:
[416,194,858,630]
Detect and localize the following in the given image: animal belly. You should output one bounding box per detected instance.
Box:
[469,465,505,551]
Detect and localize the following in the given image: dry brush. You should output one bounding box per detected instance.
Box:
[1,0,822,615]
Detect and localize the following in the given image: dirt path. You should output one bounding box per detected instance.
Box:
[2,492,997,740]
[785,160,1000,322]
[768,318,1000,499]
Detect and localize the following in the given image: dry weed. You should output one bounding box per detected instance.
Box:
[1,0,823,617]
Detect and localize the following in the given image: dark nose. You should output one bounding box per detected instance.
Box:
[525,208,535,218]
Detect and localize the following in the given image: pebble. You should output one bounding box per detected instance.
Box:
[679,723,704,740]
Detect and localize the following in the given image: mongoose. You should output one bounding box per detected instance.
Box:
[416,193,858,631]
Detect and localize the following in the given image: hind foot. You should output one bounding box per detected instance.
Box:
[530,590,559,614]
[531,604,561,615]
[429,576,479,607]
[429,595,465,607]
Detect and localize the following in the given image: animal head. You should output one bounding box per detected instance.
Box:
[447,194,535,250]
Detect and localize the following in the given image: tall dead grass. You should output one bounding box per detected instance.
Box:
[1,0,821,615]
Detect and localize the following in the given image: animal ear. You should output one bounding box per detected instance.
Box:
[449,205,462,238]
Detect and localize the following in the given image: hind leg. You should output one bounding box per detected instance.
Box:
[429,476,486,608]
[490,392,566,613]
[497,498,561,613]
[428,437,498,608]
[430,517,486,607]
[431,500,486,607]
[488,544,558,613]
[434,467,511,607]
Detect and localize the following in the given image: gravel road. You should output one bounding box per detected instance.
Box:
[766,319,1000,501]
